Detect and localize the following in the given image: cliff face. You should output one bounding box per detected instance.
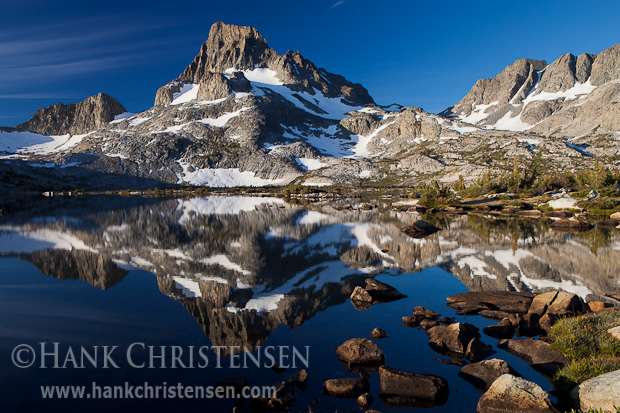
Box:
[16,93,127,136]
[445,43,620,137]
[155,22,374,107]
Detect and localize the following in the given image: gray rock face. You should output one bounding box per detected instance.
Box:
[537,53,577,93]
[576,53,597,83]
[477,374,557,412]
[591,43,620,85]
[197,72,231,101]
[450,58,546,117]
[445,42,620,138]
[16,93,126,136]
[569,369,620,412]
[156,22,374,107]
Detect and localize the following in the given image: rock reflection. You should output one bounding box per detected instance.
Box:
[1,196,619,353]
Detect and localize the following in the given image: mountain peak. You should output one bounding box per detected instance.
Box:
[156,22,374,107]
[15,93,126,136]
[178,22,273,84]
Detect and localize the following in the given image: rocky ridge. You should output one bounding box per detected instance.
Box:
[0,23,619,190]
[444,43,620,138]
[15,93,127,136]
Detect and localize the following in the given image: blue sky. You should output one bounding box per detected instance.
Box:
[1,0,619,125]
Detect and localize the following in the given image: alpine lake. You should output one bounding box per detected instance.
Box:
[1,194,619,412]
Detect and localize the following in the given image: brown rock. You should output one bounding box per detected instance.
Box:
[357,392,373,408]
[539,312,559,334]
[497,338,568,375]
[351,286,373,303]
[323,377,369,398]
[477,374,558,412]
[288,369,308,385]
[269,382,296,408]
[550,219,594,232]
[543,210,574,218]
[519,312,541,337]
[335,338,385,365]
[447,291,535,314]
[420,319,439,330]
[459,358,516,390]
[605,291,620,302]
[379,365,449,404]
[547,291,584,315]
[371,328,389,339]
[483,318,516,340]
[586,301,610,312]
[427,322,481,354]
[528,291,558,316]
[16,93,127,135]
[465,337,495,362]
[364,278,407,301]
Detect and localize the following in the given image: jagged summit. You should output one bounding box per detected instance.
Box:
[16,93,127,136]
[445,42,620,136]
[155,22,374,107]
[179,22,273,81]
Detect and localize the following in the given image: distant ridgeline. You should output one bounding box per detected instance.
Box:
[1,22,619,191]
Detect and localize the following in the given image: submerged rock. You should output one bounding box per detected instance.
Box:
[483,318,515,340]
[357,392,373,408]
[269,382,296,409]
[323,377,370,398]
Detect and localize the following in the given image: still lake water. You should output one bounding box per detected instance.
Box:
[0,195,619,412]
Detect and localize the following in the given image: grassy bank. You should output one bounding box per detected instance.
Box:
[549,310,620,395]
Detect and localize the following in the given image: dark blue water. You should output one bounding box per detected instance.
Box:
[1,195,615,412]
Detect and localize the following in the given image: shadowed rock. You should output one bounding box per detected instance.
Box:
[379,365,449,406]
[459,358,518,390]
[401,220,441,239]
[16,93,127,136]
[323,377,369,398]
[497,338,568,375]
[447,291,535,314]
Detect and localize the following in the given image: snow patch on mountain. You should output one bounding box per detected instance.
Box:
[171,83,200,105]
[295,157,327,171]
[0,130,92,157]
[197,107,249,127]
[523,78,597,105]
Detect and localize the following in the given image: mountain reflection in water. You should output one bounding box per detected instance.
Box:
[1,195,619,352]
